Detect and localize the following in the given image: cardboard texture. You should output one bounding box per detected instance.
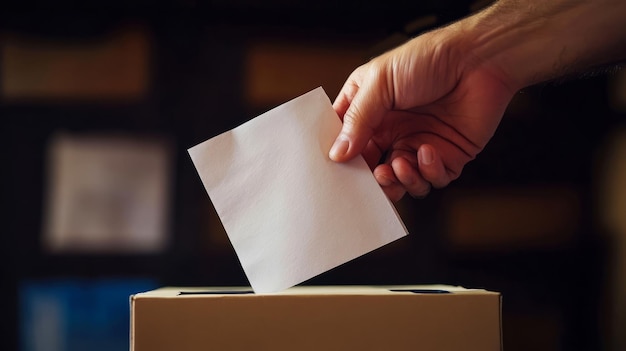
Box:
[131,285,502,351]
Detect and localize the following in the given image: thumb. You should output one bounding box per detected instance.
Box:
[328,77,389,162]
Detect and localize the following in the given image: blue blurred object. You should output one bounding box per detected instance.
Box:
[20,278,157,351]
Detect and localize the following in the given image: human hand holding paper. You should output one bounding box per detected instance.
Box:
[188,87,407,293]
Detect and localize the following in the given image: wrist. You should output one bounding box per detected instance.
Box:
[456,0,626,91]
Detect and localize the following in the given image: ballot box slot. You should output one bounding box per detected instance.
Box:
[389,289,450,294]
[178,290,254,295]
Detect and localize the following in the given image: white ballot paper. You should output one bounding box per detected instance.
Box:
[188,87,408,293]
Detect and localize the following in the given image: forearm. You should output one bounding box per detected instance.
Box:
[456,0,626,91]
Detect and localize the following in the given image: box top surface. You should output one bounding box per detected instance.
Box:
[132,285,499,298]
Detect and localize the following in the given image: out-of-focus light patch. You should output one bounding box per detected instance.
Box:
[0,26,150,102]
[443,185,581,252]
[597,127,626,351]
[43,132,172,253]
[20,278,157,351]
[600,128,626,239]
[245,42,365,108]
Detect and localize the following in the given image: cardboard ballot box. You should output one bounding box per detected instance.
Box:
[131,285,502,351]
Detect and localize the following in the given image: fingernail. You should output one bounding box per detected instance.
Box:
[419,146,433,165]
[329,135,350,160]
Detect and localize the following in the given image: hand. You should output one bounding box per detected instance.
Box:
[329,29,515,201]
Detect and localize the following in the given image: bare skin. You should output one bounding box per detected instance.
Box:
[329,0,626,201]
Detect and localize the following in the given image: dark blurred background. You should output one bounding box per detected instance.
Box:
[2,0,626,350]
